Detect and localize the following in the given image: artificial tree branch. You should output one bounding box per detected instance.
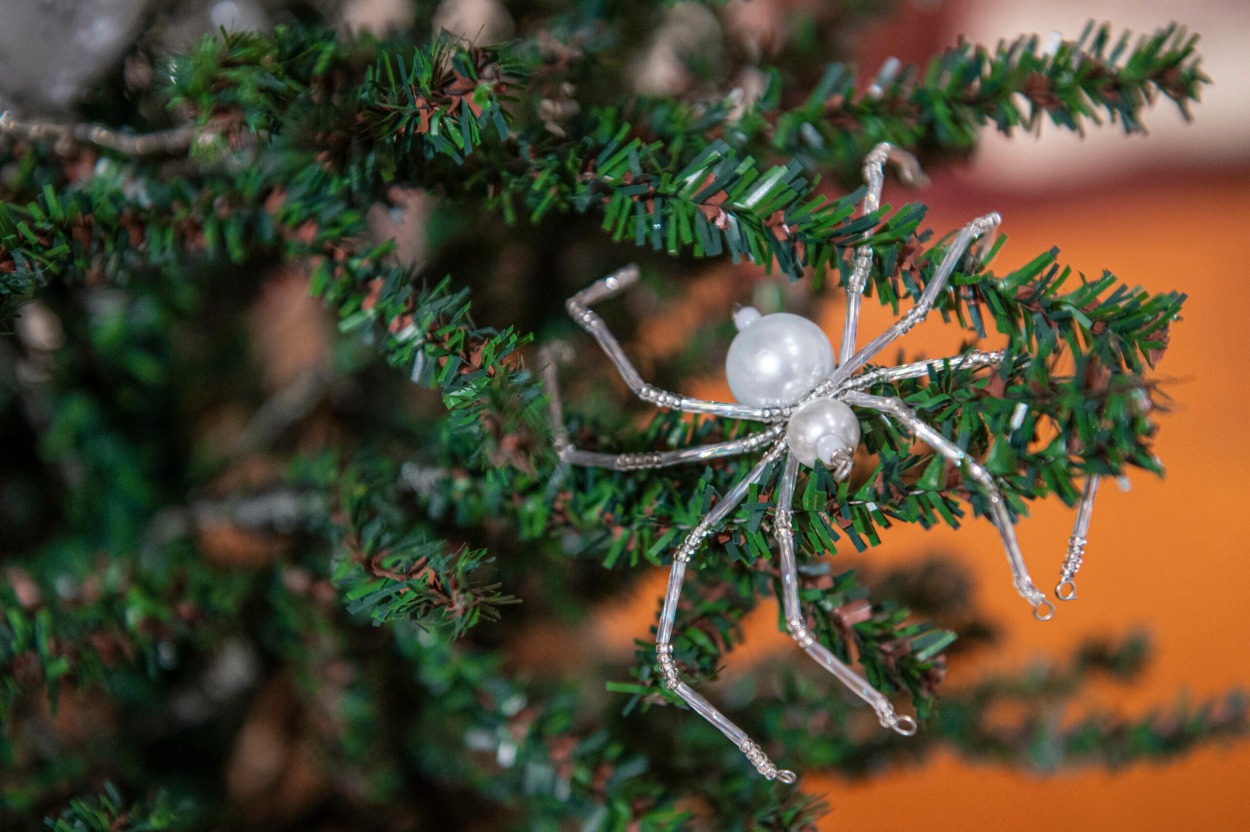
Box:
[0,13,1219,829]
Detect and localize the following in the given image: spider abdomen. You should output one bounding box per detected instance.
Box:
[725,310,834,407]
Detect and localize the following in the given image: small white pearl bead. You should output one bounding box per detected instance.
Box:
[786,399,861,468]
[733,306,762,331]
[725,313,834,407]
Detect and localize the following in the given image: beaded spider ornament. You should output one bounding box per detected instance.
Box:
[541,144,1100,783]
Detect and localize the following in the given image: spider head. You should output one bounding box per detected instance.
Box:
[725,308,834,407]
[786,398,861,480]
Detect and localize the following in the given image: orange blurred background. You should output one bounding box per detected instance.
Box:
[589,2,1250,828]
[820,4,1250,828]
[806,3,1250,827]
[805,161,1250,832]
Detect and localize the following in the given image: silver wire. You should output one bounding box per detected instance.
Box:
[774,453,917,734]
[1057,474,1101,600]
[844,391,1054,622]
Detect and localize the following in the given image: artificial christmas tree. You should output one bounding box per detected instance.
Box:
[1,2,1241,829]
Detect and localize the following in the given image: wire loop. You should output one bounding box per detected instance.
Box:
[892,715,919,736]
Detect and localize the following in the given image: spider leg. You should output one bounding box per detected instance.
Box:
[538,345,784,470]
[655,443,798,783]
[566,265,775,421]
[839,143,927,366]
[852,351,1108,603]
[828,213,1002,390]
[844,391,1055,621]
[775,454,918,735]
[841,349,1006,394]
[1056,474,1100,600]
[561,426,783,470]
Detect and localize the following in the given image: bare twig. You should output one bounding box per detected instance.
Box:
[0,110,195,156]
[227,365,339,459]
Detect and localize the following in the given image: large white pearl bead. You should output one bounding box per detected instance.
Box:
[786,399,861,468]
[725,313,834,407]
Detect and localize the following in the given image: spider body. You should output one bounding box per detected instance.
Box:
[727,309,862,476]
[540,143,1102,784]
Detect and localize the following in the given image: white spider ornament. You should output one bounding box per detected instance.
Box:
[541,144,1101,783]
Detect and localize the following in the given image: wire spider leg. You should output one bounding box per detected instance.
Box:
[1056,474,1100,600]
[655,443,798,784]
[829,213,1002,389]
[839,143,928,366]
[775,454,918,736]
[802,349,1007,405]
[841,349,1006,394]
[565,265,775,422]
[538,345,784,470]
[561,426,784,470]
[844,391,1055,622]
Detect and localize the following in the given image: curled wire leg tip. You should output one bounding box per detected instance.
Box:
[777,770,798,785]
[892,715,918,736]
[1033,599,1056,622]
[1056,579,1078,601]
